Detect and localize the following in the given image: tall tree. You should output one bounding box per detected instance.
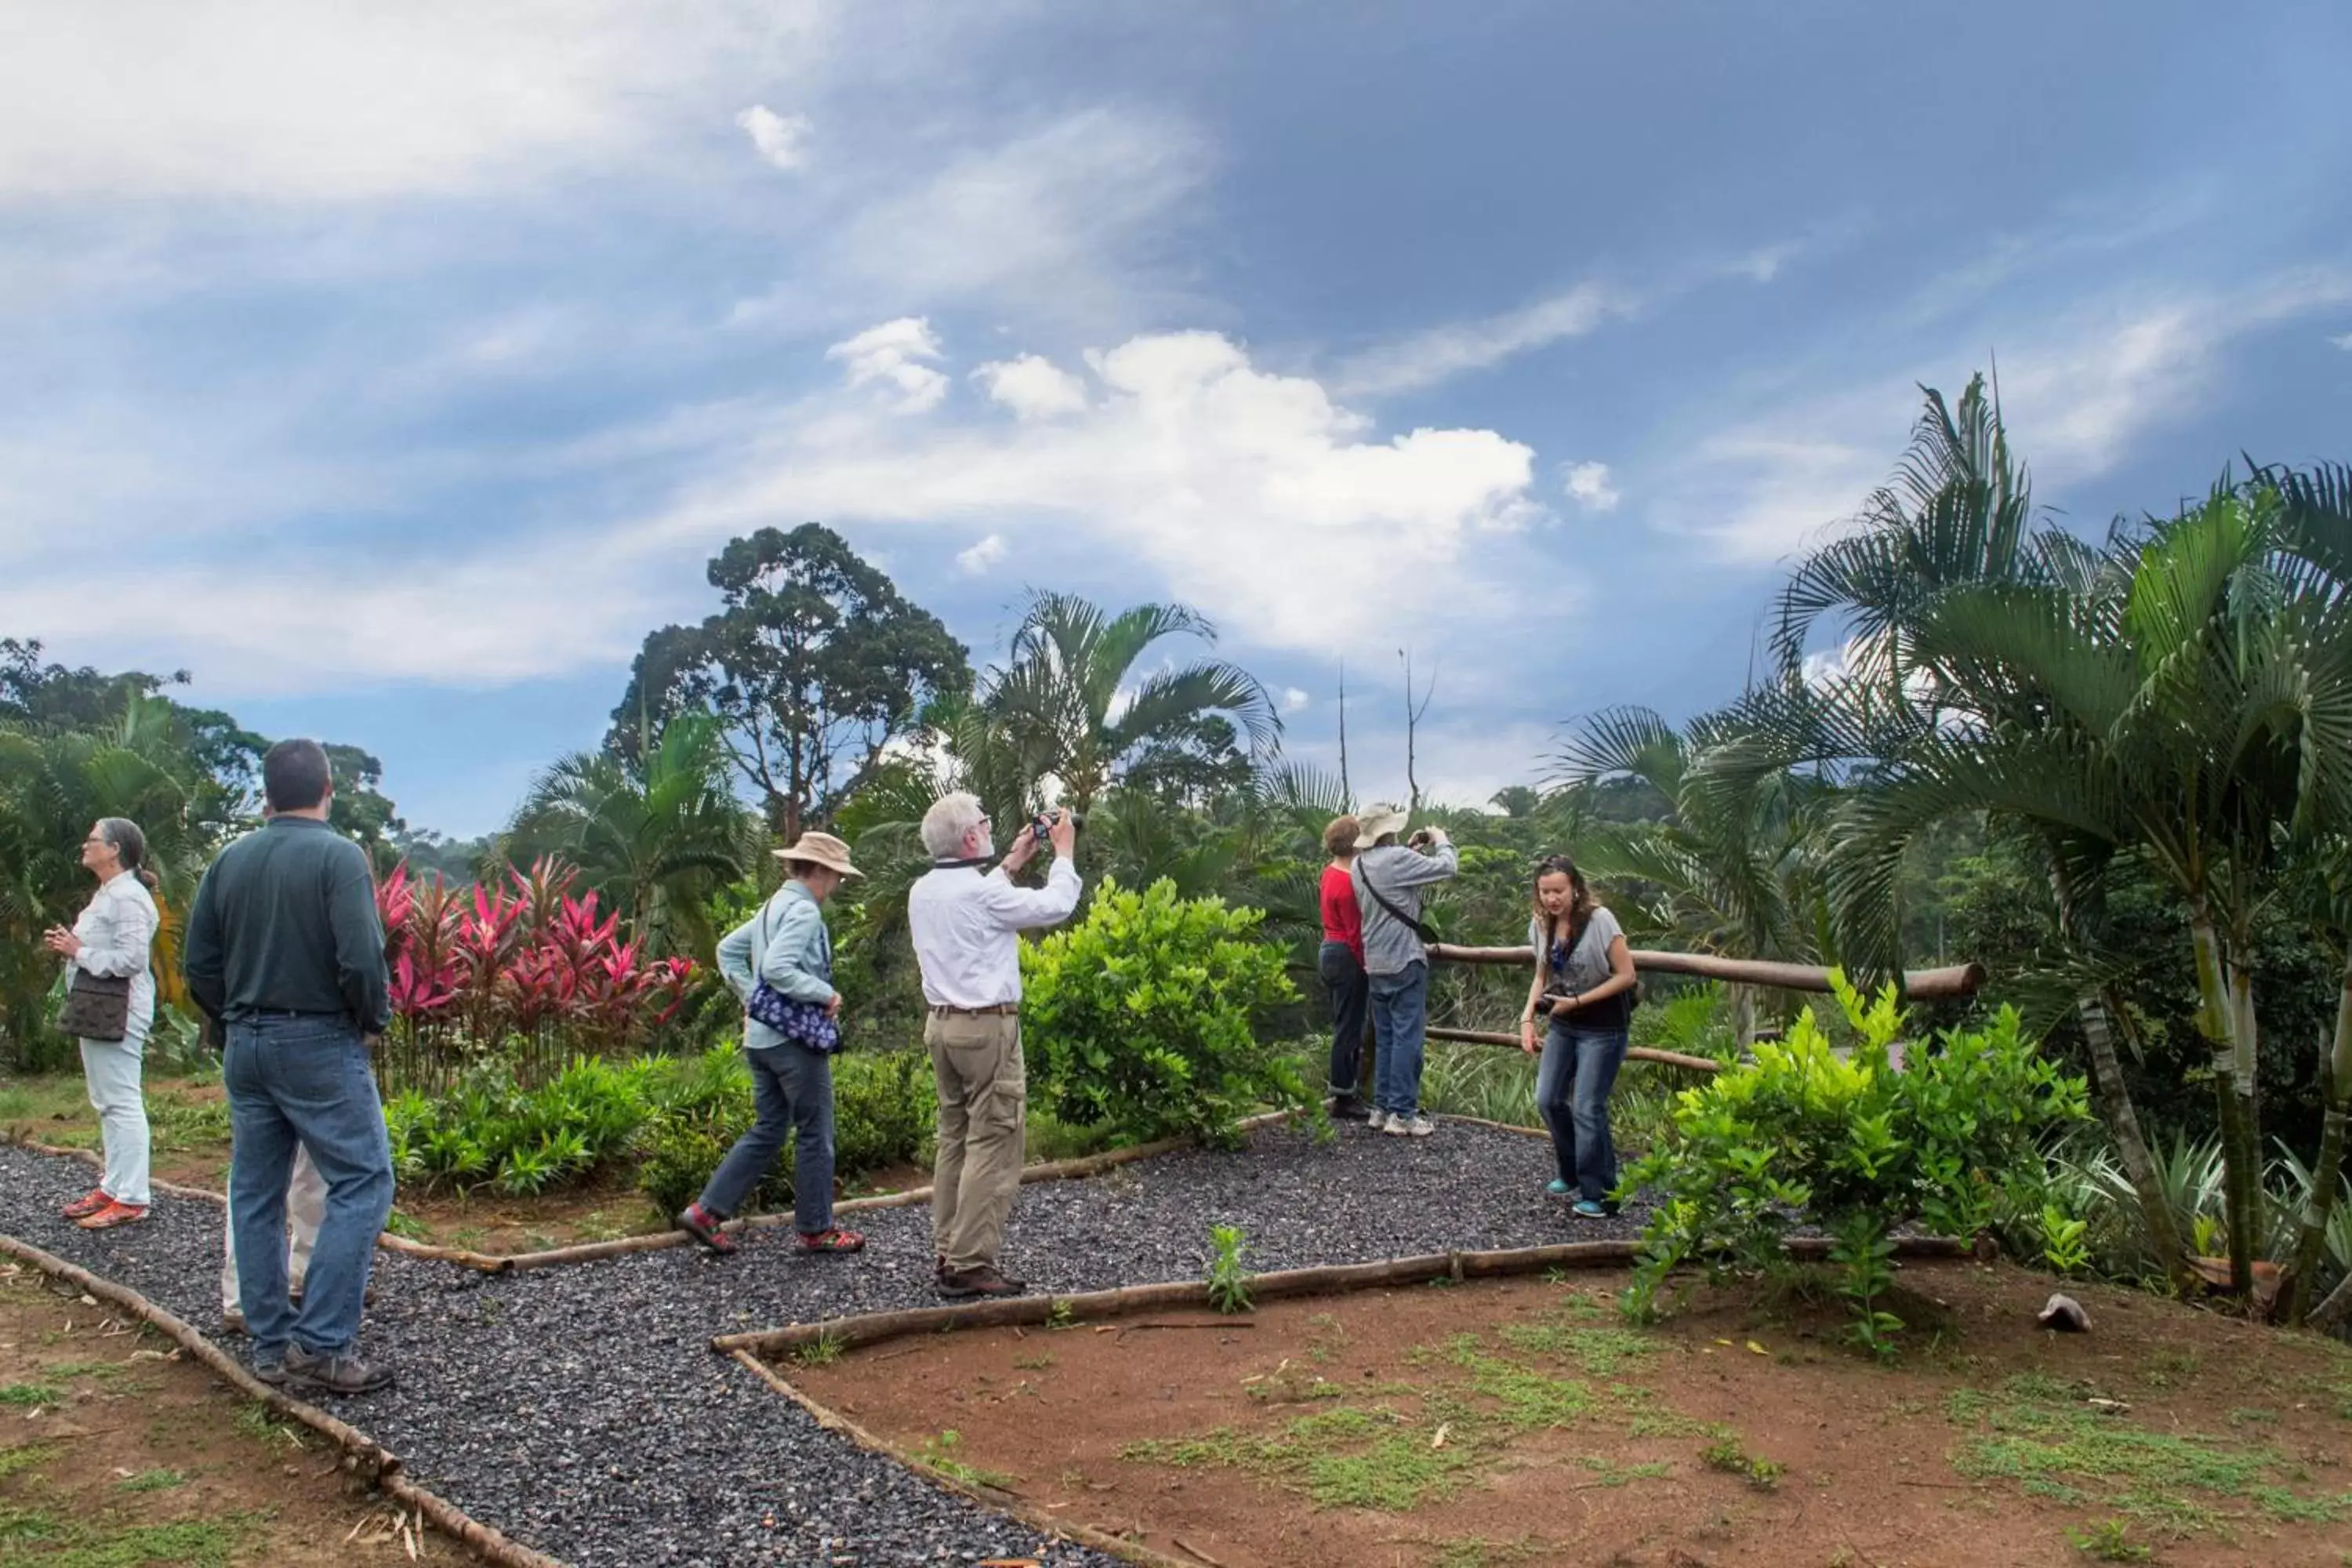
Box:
[610,523,971,837]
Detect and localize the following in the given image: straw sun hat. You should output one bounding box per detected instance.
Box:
[773,830,862,878]
[1354,803,1410,844]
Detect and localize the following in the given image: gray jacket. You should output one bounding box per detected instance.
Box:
[1352,842,1459,977]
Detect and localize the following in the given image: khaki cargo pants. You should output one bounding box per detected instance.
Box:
[925,1008,1025,1272]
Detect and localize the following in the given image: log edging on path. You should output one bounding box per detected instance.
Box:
[728,1348,1193,1568]
[8,1108,1301,1275]
[713,1234,1976,1359]
[0,1229,566,1568]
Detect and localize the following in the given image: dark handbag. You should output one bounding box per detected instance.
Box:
[742,899,844,1054]
[59,968,132,1043]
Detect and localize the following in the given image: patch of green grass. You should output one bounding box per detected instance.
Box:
[0,1381,63,1409]
[0,1087,34,1122]
[573,1210,627,1243]
[1046,1300,1078,1330]
[230,1400,304,1450]
[38,1517,249,1567]
[0,1503,61,1544]
[47,1359,133,1381]
[1699,1436,1781,1490]
[2066,1518,2153,1561]
[1432,1537,1543,1568]
[791,1330,845,1369]
[1577,1454,1674,1487]
[0,1440,64,1480]
[1946,1376,2348,1532]
[381,1208,428,1240]
[1497,1322,1657,1377]
[2140,1345,2200,1390]
[1012,1352,1055,1371]
[915,1429,1014,1491]
[113,1469,187,1493]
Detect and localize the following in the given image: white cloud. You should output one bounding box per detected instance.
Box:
[1282,688,1312,713]
[1334,282,1630,397]
[644,329,1550,656]
[2327,331,2352,350]
[1664,266,2352,563]
[1563,461,1621,512]
[0,2,811,201]
[735,105,812,172]
[956,533,1007,575]
[826,317,949,414]
[974,355,1089,420]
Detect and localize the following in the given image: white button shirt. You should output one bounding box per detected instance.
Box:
[907,858,1083,1008]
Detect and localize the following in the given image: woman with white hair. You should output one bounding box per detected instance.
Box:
[677,831,869,1257]
[48,817,163,1229]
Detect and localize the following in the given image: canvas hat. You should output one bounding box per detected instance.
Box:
[1355,803,1409,844]
[773,830,862,879]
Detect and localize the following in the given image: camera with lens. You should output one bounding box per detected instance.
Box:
[1030,808,1086,843]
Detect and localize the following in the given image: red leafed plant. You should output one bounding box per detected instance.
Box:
[376,856,699,1074]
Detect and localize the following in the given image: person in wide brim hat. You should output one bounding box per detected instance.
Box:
[677,825,868,1259]
[1354,804,1410,845]
[773,830,862,880]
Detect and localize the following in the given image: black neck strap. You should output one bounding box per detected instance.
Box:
[933,855,993,870]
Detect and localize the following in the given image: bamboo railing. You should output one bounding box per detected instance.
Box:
[1425,942,1984,1000]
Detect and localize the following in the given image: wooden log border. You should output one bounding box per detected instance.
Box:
[713,1234,1974,1360]
[1426,942,1985,1000]
[8,1109,1302,1275]
[0,1229,566,1568]
[729,1348,1192,1568]
[1423,1026,1722,1072]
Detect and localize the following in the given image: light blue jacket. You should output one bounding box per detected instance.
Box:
[716,880,834,1051]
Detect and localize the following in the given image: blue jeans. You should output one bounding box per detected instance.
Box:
[1369,963,1429,1118]
[223,1016,394,1359]
[1537,1021,1628,1206]
[1317,941,1368,1099]
[699,1044,836,1233]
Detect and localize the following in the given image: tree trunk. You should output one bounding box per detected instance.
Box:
[2288,955,2352,1323]
[2190,905,2257,1297]
[1730,982,1758,1051]
[2079,990,2191,1293]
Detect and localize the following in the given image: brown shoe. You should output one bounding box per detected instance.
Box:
[938,1265,1026,1301]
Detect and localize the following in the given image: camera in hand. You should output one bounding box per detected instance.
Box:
[1030,808,1086,843]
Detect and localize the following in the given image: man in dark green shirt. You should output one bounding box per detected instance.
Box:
[184,739,395,1396]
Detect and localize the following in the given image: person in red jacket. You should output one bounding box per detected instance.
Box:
[1316,815,1370,1120]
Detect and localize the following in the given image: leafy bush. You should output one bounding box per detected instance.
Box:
[631,1044,933,1218]
[1020,878,1304,1149]
[1622,976,2088,1355]
[387,1055,658,1197]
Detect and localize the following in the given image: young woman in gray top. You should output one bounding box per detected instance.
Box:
[1518,854,1637,1218]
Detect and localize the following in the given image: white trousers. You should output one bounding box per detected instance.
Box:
[78,1036,151,1207]
[220,1142,325,1313]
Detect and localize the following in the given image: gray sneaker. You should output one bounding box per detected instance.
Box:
[1395,1113,1436,1138]
[284,1342,395,1396]
[250,1353,287,1387]
[1367,1109,1391,1131]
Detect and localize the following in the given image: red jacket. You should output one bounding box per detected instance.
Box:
[1319,862,1364,966]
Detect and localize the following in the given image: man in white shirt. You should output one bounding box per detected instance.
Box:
[907,793,1082,1299]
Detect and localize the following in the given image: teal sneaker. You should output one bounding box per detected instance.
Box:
[1544,1179,1572,1197]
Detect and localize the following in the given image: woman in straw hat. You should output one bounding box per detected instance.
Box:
[677,830,868,1256]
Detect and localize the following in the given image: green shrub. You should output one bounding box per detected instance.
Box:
[1020,878,1305,1149]
[1622,976,2088,1354]
[831,1048,932,1175]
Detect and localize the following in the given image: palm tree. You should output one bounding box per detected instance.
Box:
[503,711,752,959]
[980,593,1281,818]
[1829,477,2352,1297]
[1733,376,2189,1291]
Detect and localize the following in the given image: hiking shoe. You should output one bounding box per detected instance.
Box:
[222,1308,247,1337]
[1570,1200,1613,1221]
[938,1265,1026,1301]
[1368,1111,1392,1133]
[76,1200,149,1229]
[251,1352,287,1387]
[1385,1114,1435,1138]
[1327,1094,1367,1121]
[284,1343,395,1396]
[675,1201,738,1254]
[1544,1179,1572,1198]
[797,1227,866,1254]
[61,1188,111,1220]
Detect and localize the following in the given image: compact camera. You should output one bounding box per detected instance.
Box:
[1030,808,1086,843]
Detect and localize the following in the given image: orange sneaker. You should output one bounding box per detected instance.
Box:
[60,1188,111,1220]
[76,1200,149,1230]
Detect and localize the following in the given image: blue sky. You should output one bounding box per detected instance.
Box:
[4,2,2348,836]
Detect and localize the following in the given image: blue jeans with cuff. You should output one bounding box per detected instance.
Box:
[1537,1020,1628,1207]
[699,1043,837,1234]
[1369,962,1430,1119]
[224,1015,393,1360]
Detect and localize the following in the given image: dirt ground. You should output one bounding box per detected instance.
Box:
[789,1261,2352,1568]
[0,1260,464,1566]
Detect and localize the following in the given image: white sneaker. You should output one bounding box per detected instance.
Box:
[1401,1114,1436,1138]
[1367,1109,1390,1131]
[1381,1113,1413,1137]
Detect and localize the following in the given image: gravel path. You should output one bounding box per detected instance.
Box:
[0,1117,1646,1566]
